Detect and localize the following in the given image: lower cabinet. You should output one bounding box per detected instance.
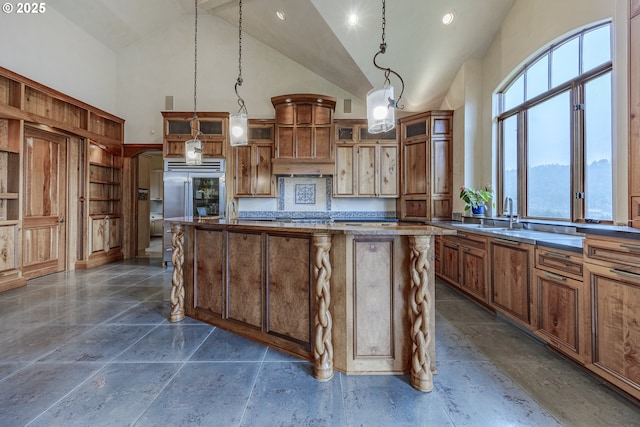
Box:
[490,238,534,327]
[584,235,640,400]
[439,232,489,303]
[533,247,588,363]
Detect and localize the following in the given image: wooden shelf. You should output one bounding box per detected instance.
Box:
[89,180,120,185]
[0,192,18,199]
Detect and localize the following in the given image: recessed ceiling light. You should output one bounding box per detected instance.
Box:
[442,12,454,25]
[276,11,285,21]
[348,13,358,26]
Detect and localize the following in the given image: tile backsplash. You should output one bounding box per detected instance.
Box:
[278,176,332,212]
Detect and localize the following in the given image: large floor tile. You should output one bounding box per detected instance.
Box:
[107,300,171,324]
[135,362,260,426]
[241,362,345,427]
[0,325,90,362]
[189,327,268,361]
[115,324,213,362]
[342,374,454,426]
[38,324,156,362]
[29,362,181,427]
[434,360,562,426]
[0,362,101,426]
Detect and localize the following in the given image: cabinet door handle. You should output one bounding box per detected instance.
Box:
[544,251,569,259]
[610,268,640,281]
[543,271,566,281]
[462,247,470,253]
[620,243,640,252]
[457,232,467,238]
[494,238,520,246]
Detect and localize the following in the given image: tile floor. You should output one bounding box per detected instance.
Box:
[1,257,639,426]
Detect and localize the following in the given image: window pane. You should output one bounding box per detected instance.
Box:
[502,115,519,215]
[527,91,571,219]
[584,72,613,220]
[503,74,524,112]
[551,38,579,87]
[583,25,611,72]
[526,55,549,100]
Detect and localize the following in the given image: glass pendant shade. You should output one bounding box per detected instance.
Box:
[229,113,248,146]
[185,138,202,165]
[366,84,396,134]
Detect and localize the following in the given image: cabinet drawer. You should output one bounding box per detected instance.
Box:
[403,199,428,218]
[454,231,487,251]
[535,247,583,282]
[584,236,640,269]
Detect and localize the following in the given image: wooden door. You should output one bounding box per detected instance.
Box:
[334,144,355,196]
[22,128,67,279]
[490,240,532,325]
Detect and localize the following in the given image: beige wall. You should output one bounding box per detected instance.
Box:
[0,7,117,113]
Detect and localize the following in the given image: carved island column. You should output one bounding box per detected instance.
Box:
[169,223,185,322]
[312,233,333,381]
[408,234,434,392]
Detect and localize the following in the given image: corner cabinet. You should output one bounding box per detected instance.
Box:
[161,111,227,159]
[399,110,453,221]
[76,142,124,269]
[0,118,25,291]
[233,120,276,198]
[334,120,398,198]
[271,94,336,175]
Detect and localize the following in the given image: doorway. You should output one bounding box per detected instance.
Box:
[22,127,67,279]
[134,151,163,259]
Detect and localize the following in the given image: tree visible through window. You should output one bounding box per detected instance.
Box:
[497,22,612,222]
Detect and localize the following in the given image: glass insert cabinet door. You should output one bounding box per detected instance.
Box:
[191,176,224,217]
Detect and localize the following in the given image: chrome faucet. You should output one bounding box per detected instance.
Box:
[503,196,518,229]
[226,199,237,222]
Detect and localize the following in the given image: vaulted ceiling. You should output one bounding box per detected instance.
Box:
[48,0,516,112]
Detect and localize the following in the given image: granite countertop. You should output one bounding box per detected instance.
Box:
[433,221,585,253]
[164,217,456,237]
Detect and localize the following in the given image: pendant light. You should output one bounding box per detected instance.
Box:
[229,0,248,146]
[366,0,405,134]
[185,0,202,165]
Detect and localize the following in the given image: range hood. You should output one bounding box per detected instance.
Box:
[271,159,334,176]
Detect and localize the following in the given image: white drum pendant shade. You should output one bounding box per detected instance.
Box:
[229,113,248,146]
[367,85,396,134]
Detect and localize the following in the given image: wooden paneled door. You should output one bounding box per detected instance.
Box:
[22,127,67,279]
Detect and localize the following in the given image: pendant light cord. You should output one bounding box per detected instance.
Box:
[234,0,247,114]
[192,0,200,134]
[372,0,404,109]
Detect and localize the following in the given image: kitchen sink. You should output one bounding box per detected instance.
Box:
[455,223,509,230]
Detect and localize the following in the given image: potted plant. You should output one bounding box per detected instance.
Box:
[459,185,494,216]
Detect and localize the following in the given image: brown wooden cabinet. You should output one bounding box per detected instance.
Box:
[438,231,489,303]
[233,120,276,197]
[0,118,25,292]
[490,238,534,327]
[583,235,640,400]
[630,3,640,226]
[533,247,588,362]
[334,120,398,198]
[399,111,453,220]
[161,112,227,159]
[271,94,336,175]
[77,142,124,269]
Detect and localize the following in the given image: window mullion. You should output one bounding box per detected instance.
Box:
[518,110,527,218]
[572,84,585,222]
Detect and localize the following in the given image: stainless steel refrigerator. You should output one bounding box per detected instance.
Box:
[162,158,226,264]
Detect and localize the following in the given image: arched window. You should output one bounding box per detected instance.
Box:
[497,22,612,222]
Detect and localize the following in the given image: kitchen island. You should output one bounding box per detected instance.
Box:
[166,218,454,392]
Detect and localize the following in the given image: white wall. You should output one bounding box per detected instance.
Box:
[0,6,117,113]
[116,14,366,144]
[466,0,626,222]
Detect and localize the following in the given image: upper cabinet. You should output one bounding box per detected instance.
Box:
[233,120,276,198]
[399,110,453,221]
[630,2,640,226]
[271,94,336,175]
[334,120,398,198]
[161,111,227,159]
